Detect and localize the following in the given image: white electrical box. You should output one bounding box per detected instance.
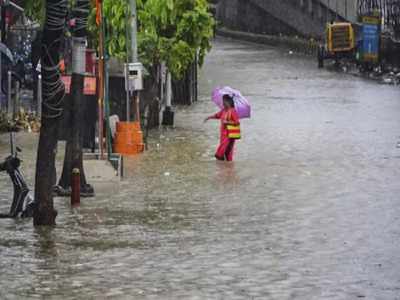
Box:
[124,62,144,92]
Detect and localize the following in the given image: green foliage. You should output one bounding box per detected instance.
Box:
[137,0,215,79]
[23,0,76,26]
[88,0,129,60]
[24,0,215,79]
[98,0,214,79]
[23,0,45,25]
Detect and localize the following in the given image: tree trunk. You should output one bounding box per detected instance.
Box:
[140,66,160,129]
[58,0,92,195]
[144,77,161,129]
[58,75,89,188]
[33,0,68,226]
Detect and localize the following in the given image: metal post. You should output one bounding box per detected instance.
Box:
[126,92,130,122]
[7,70,16,157]
[10,131,15,157]
[160,63,166,105]
[14,80,20,118]
[194,56,198,102]
[71,168,80,207]
[129,0,138,63]
[129,0,141,124]
[126,64,130,122]
[192,57,195,103]
[105,54,112,158]
[37,74,42,119]
[7,71,12,117]
[119,155,124,178]
[0,4,2,110]
[135,92,140,122]
[0,55,2,111]
[166,72,172,108]
[162,71,174,126]
[98,0,105,159]
[160,76,164,105]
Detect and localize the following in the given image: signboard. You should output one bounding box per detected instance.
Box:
[84,77,97,95]
[361,16,380,63]
[362,16,380,25]
[61,75,97,95]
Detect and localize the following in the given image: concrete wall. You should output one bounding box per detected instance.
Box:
[216,0,354,39]
[217,0,301,36]
[319,0,358,22]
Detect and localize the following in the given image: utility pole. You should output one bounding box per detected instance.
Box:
[115,0,144,156]
[128,0,141,123]
[0,3,3,108]
[129,0,138,63]
[98,0,105,158]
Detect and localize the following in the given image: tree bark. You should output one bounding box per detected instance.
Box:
[143,74,161,129]
[34,0,68,226]
[58,0,92,195]
[58,75,88,188]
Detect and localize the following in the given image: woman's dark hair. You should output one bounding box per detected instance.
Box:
[223,95,235,108]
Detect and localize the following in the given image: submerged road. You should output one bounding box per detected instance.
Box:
[1,37,400,299]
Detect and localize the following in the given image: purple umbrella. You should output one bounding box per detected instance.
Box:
[212,86,251,119]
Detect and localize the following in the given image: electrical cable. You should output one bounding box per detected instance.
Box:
[40,0,68,119]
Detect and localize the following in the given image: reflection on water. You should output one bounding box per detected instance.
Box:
[215,161,239,186]
[1,38,400,299]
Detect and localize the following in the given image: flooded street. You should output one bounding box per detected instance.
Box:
[1,37,400,299]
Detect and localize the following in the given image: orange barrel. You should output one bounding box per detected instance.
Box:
[114,121,144,155]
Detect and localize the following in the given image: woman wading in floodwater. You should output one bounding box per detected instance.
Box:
[205,95,240,161]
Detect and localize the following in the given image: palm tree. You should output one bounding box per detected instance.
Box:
[34,0,68,225]
[56,0,93,197]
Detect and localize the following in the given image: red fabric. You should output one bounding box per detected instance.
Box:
[213,108,240,161]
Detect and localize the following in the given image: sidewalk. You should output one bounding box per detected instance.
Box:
[0,132,119,192]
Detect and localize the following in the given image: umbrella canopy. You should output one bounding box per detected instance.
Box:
[212,86,251,119]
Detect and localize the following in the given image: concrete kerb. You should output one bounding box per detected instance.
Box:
[216,27,320,57]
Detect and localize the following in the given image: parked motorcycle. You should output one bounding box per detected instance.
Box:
[0,132,34,219]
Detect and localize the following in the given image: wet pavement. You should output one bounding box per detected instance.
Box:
[1,37,400,299]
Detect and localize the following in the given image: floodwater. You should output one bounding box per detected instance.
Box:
[1,37,400,299]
